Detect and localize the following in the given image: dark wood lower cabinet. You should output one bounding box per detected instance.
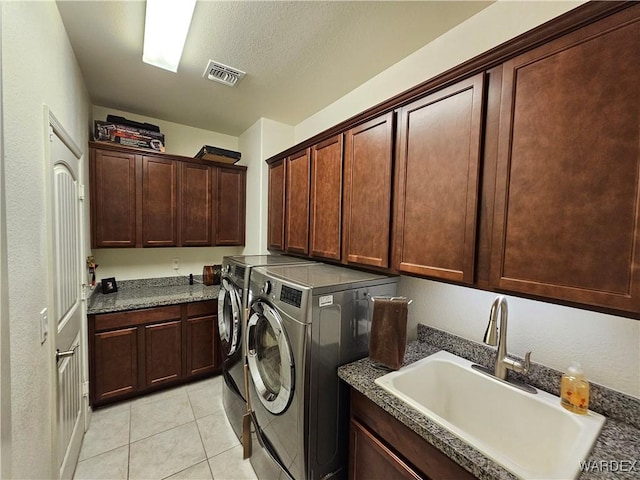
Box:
[93,327,138,404]
[144,320,182,388]
[89,300,220,407]
[349,389,476,480]
[185,301,218,376]
[350,419,422,480]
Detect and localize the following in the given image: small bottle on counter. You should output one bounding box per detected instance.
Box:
[560,362,590,414]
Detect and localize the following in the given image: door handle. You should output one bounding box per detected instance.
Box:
[56,344,78,362]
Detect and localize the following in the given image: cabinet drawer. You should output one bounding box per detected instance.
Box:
[94,305,182,332]
[186,300,217,318]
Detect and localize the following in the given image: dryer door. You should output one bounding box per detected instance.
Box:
[247,301,294,415]
[217,277,242,358]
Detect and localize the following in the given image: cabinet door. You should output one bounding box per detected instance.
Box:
[179,162,212,246]
[185,314,217,376]
[90,149,137,247]
[394,73,484,283]
[142,156,177,247]
[268,159,286,251]
[285,149,311,255]
[491,9,640,312]
[343,113,394,268]
[310,135,343,260]
[349,419,421,480]
[215,167,246,246]
[143,320,182,388]
[93,327,138,404]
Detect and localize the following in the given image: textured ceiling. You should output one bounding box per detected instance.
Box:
[57,1,492,136]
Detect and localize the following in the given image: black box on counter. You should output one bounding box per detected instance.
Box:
[194,145,241,164]
[94,120,165,152]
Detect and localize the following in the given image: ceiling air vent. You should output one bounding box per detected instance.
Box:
[203,60,246,87]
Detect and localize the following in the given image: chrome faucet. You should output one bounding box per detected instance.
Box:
[479,296,534,390]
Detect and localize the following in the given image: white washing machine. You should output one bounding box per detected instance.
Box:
[246,263,398,480]
[218,255,316,441]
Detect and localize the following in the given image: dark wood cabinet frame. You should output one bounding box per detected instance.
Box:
[90,141,246,249]
[88,300,221,408]
[265,2,640,319]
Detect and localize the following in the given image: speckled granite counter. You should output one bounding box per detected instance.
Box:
[87,276,220,314]
[338,325,640,480]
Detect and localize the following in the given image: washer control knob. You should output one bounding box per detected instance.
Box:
[262,281,272,295]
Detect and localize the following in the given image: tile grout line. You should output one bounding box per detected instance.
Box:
[188,387,216,479]
[127,401,132,480]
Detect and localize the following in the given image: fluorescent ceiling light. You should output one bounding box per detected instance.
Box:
[143,0,197,72]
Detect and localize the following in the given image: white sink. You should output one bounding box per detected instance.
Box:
[374,350,605,480]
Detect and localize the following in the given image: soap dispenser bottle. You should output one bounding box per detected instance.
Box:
[560,362,590,414]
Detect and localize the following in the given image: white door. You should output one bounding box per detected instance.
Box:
[48,113,85,480]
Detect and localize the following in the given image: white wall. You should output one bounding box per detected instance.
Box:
[289,1,640,398]
[93,105,239,158]
[92,246,243,282]
[2,2,91,477]
[240,118,295,256]
[295,0,584,143]
[0,3,11,477]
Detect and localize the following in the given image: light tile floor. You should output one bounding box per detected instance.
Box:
[73,375,258,480]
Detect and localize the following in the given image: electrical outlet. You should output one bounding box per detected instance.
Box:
[172,258,180,270]
[40,308,48,344]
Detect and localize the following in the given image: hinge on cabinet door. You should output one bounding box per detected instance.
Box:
[82,382,89,397]
[79,184,85,201]
[49,126,54,143]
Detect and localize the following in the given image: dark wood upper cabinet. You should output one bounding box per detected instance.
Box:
[285,149,311,255]
[90,149,137,248]
[215,167,246,246]
[394,73,485,283]
[310,135,343,260]
[89,142,246,249]
[179,162,212,246]
[268,159,286,251]
[143,320,182,388]
[142,156,177,247]
[490,8,640,312]
[343,113,394,268]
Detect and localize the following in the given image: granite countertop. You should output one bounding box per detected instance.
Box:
[338,325,640,480]
[87,276,220,315]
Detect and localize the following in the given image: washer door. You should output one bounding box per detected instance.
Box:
[217,277,242,358]
[247,301,294,415]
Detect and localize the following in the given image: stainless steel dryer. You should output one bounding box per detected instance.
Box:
[246,263,398,480]
[218,255,316,441]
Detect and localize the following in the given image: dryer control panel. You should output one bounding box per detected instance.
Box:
[280,285,302,308]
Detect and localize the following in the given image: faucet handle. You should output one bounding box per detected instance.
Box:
[504,351,532,375]
[522,351,532,374]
